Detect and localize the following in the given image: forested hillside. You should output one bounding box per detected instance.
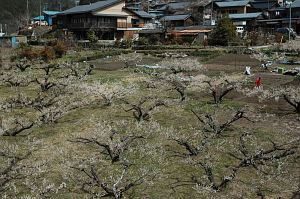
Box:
[0,0,75,33]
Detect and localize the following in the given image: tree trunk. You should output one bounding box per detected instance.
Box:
[296,103,300,114]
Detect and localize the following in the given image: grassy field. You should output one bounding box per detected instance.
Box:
[0,47,299,198]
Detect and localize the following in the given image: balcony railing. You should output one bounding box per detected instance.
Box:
[117,22,127,28]
[68,22,116,29]
[117,22,145,29]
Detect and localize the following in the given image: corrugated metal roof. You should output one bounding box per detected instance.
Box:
[160,14,191,21]
[132,11,153,18]
[33,16,45,21]
[215,0,249,8]
[229,12,262,19]
[291,0,300,8]
[61,0,121,15]
[43,11,61,16]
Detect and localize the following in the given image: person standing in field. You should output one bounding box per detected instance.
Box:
[255,77,262,88]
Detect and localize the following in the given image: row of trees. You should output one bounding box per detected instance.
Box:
[0,51,299,198]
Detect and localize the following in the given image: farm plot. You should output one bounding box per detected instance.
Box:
[0,49,299,199]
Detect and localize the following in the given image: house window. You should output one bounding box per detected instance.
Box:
[228,10,237,14]
[131,18,140,25]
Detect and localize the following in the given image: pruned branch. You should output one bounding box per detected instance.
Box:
[122,98,165,121]
[71,131,144,163]
[191,109,252,136]
[0,118,34,136]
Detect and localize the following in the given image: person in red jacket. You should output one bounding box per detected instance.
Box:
[255,77,262,88]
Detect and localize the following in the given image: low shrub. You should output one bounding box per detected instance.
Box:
[137,37,148,46]
[121,39,132,48]
[182,36,194,45]
[275,32,287,43]
[53,40,68,58]
[17,44,39,60]
[294,74,300,82]
[40,46,56,62]
[87,31,98,43]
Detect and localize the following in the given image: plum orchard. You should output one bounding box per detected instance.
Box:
[0,54,299,198]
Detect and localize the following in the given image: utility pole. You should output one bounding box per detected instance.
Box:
[44,3,48,11]
[40,0,42,26]
[27,0,29,26]
[289,2,292,42]
[211,0,213,25]
[59,1,62,11]
[5,24,8,35]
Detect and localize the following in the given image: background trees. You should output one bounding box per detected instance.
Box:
[0,0,75,33]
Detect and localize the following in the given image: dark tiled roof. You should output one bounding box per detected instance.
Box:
[132,11,153,18]
[291,0,300,8]
[61,0,121,15]
[215,0,249,8]
[160,14,191,21]
[250,1,278,9]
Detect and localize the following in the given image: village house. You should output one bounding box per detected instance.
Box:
[254,0,300,34]
[208,0,300,34]
[160,14,194,29]
[56,0,153,40]
[156,1,192,15]
[228,12,263,31]
[52,0,300,42]
[248,0,281,12]
[213,0,250,17]
[291,0,300,18]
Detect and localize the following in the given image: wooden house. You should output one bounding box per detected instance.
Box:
[228,12,263,31]
[56,0,153,40]
[248,0,280,12]
[213,0,250,18]
[160,14,194,28]
[291,0,300,18]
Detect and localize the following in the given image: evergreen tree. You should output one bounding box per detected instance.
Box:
[208,16,236,46]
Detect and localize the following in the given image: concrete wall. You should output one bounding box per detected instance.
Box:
[0,36,27,48]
